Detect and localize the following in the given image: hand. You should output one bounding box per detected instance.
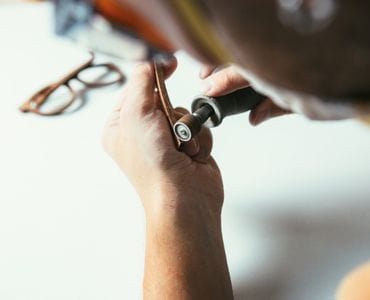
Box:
[336,261,370,300]
[102,58,224,218]
[199,64,291,125]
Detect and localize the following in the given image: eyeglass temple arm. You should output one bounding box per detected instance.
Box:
[19,53,95,112]
[19,83,63,112]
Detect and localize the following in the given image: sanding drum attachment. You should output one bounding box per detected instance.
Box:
[174,87,265,142]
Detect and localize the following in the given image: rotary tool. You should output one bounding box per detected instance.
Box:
[174,87,266,142]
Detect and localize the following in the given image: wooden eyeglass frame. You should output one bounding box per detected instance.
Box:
[19,52,124,116]
[153,61,183,150]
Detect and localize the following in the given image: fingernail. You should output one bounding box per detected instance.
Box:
[200,80,213,94]
[199,68,208,79]
[251,109,270,126]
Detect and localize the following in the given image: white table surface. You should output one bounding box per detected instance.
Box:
[1,3,370,300]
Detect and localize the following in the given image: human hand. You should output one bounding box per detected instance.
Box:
[336,261,370,300]
[199,65,292,126]
[102,58,224,218]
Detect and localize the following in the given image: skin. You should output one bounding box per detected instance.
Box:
[199,65,292,125]
[102,59,233,299]
[337,262,370,300]
[102,60,370,299]
[104,1,370,299]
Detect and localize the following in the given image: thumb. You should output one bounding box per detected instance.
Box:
[122,58,178,114]
[121,62,155,115]
[200,65,249,96]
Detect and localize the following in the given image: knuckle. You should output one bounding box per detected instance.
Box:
[216,68,238,90]
[223,71,235,87]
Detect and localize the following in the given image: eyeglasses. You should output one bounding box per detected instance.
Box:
[19,52,124,116]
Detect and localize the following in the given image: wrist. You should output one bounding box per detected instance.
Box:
[143,184,222,229]
[145,196,224,256]
[143,185,232,300]
[140,173,223,216]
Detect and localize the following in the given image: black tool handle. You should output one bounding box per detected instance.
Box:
[217,87,264,117]
[191,87,265,128]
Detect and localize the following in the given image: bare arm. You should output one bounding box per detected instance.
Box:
[102,59,233,299]
[144,195,232,299]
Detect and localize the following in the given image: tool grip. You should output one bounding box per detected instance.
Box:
[217,87,265,117]
[191,87,265,128]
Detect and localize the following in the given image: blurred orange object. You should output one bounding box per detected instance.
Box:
[95,0,174,53]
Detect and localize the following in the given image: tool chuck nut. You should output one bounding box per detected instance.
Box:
[174,114,202,142]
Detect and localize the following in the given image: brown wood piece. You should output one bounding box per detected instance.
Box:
[153,62,182,150]
[95,0,174,53]
[19,52,124,116]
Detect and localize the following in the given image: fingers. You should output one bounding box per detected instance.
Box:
[200,64,293,126]
[121,57,178,116]
[190,127,213,163]
[199,65,217,79]
[249,98,292,126]
[156,55,178,80]
[200,65,249,96]
[121,63,155,114]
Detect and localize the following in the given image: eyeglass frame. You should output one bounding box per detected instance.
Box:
[19,52,124,116]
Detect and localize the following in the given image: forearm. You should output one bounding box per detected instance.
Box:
[102,61,231,299]
[143,195,233,300]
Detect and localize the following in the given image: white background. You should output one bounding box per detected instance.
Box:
[1,3,370,300]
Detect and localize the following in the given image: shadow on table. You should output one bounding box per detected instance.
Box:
[230,194,370,300]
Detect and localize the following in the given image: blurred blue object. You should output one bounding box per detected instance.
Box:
[54,0,93,36]
[52,0,156,60]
